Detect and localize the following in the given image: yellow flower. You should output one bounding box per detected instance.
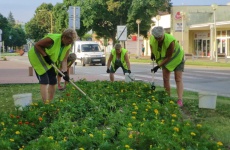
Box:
[79,148,84,150]
[143,118,146,121]
[129,134,133,138]
[15,131,20,134]
[169,101,174,104]
[191,132,196,136]
[196,124,202,128]
[171,114,177,118]
[63,137,67,141]
[154,109,159,115]
[173,127,179,132]
[82,129,86,133]
[131,116,136,119]
[10,139,14,142]
[48,136,53,140]
[89,134,94,137]
[125,145,130,148]
[1,122,4,126]
[132,111,137,115]
[132,103,136,106]
[161,120,165,124]
[217,141,223,146]
[134,106,138,110]
[172,119,175,122]
[127,128,132,131]
[60,100,63,102]
[19,148,23,150]
[128,123,132,127]
[145,109,149,111]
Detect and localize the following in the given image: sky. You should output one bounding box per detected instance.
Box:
[0,0,230,23]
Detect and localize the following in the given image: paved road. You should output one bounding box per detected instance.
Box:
[1,54,230,97]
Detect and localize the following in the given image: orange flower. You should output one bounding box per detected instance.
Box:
[18,121,23,125]
[38,117,43,121]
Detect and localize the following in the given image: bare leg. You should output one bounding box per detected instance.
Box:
[57,75,62,87]
[174,71,183,100]
[110,73,115,82]
[162,69,171,96]
[40,84,48,103]
[48,84,56,102]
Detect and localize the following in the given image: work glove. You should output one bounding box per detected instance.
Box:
[43,55,53,65]
[106,68,110,73]
[128,70,131,74]
[58,72,62,77]
[62,71,69,82]
[151,53,155,61]
[151,66,160,73]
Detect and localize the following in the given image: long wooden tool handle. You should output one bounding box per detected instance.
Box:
[51,64,89,98]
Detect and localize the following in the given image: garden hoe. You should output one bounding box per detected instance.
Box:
[151,61,156,90]
[51,64,93,101]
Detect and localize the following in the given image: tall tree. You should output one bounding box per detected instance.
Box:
[7,12,16,27]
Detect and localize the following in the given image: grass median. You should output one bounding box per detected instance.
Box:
[0,83,229,147]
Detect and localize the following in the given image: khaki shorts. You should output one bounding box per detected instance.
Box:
[174,59,185,72]
[162,59,184,72]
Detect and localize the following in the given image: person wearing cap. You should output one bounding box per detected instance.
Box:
[28,28,78,103]
[57,53,77,90]
[150,26,184,107]
[106,43,131,81]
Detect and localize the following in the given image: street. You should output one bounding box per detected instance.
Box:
[73,63,230,97]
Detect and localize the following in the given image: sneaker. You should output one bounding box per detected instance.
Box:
[177,99,183,107]
[58,85,64,91]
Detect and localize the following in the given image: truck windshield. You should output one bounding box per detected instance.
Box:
[81,44,101,52]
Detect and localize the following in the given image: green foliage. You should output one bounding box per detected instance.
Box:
[0,81,228,149]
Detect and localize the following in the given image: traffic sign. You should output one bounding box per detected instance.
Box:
[68,6,80,29]
[117,25,127,41]
[69,18,80,29]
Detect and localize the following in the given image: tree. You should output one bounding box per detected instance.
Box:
[7,12,15,27]
[69,0,171,43]
[25,3,54,41]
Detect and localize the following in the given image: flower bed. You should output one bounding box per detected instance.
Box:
[0,80,224,149]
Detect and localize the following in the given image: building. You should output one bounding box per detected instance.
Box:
[146,4,230,61]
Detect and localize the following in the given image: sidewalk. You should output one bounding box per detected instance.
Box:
[0,55,107,84]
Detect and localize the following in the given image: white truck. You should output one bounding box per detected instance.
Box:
[72,41,106,66]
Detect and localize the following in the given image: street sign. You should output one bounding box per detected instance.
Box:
[68,6,80,18]
[68,18,80,29]
[117,25,127,41]
[68,6,80,30]
[0,29,2,41]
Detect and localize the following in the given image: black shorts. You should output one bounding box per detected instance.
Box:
[109,65,129,75]
[35,67,57,85]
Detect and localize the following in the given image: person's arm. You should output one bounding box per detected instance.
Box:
[124,53,131,70]
[34,38,54,56]
[61,50,70,72]
[150,44,155,61]
[158,41,174,67]
[106,53,113,69]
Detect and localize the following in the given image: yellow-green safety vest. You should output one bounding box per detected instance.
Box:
[150,33,184,72]
[111,48,128,70]
[28,34,71,75]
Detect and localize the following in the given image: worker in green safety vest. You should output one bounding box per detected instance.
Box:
[150,26,185,107]
[28,28,78,103]
[106,43,131,81]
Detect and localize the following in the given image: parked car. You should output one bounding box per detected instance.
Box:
[72,41,106,66]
